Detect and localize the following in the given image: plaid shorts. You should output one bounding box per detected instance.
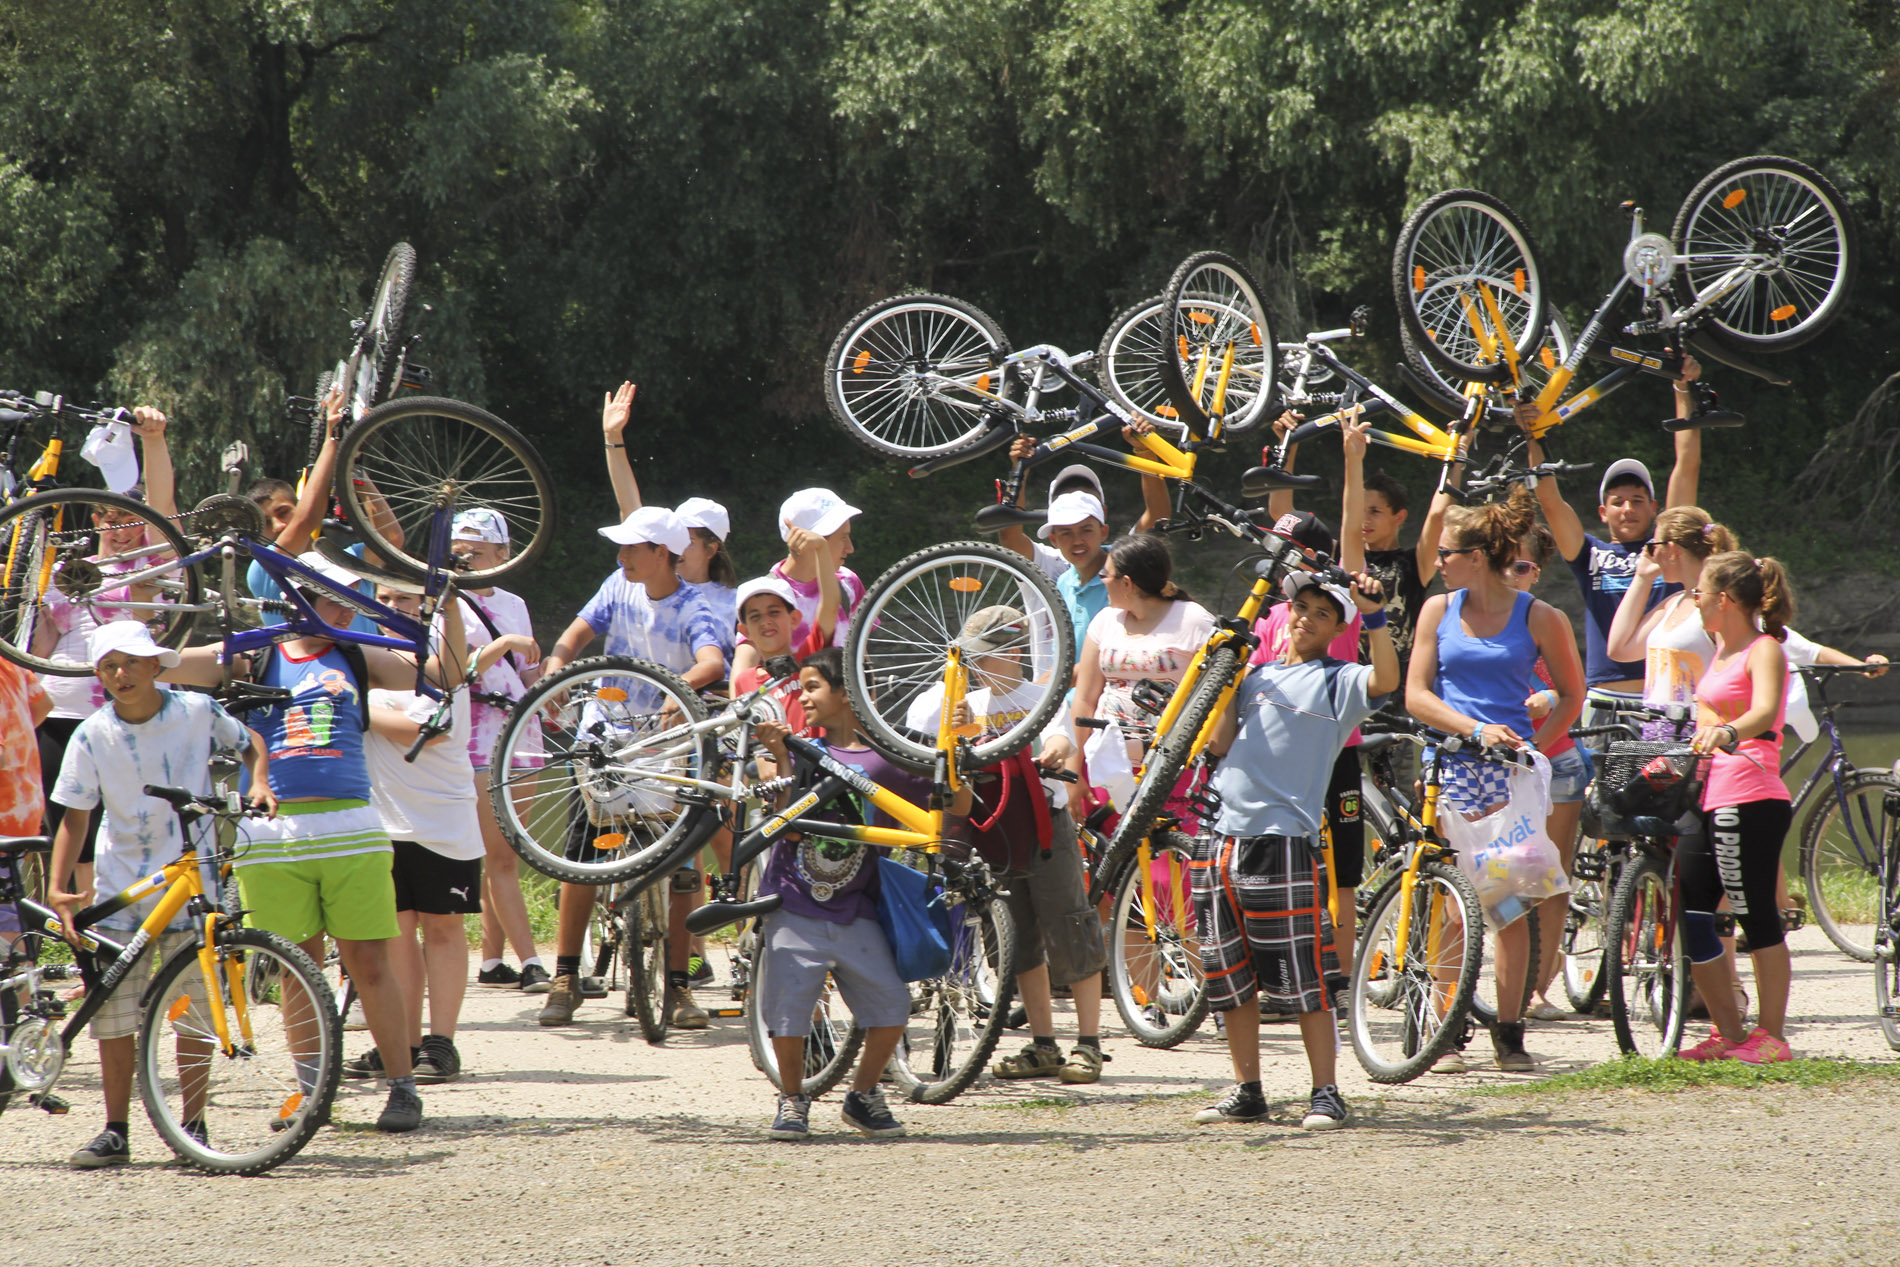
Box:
[1191,833,1341,1015]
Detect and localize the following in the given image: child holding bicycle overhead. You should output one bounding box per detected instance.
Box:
[1676,552,1799,1065]
[159,550,470,1135]
[536,506,727,1031]
[46,621,272,1168]
[750,648,931,1140]
[1406,488,1582,1074]
[1199,570,1397,1130]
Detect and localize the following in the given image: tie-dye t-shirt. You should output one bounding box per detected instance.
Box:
[50,691,248,932]
[577,572,726,688]
[0,661,48,836]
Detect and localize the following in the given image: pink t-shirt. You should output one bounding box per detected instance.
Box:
[1696,634,1789,810]
[1249,602,1365,745]
[462,588,543,770]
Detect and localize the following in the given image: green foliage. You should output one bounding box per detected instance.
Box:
[1482,1054,1900,1096]
[1,0,1896,627]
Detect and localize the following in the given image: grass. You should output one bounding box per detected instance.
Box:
[1481,1055,1900,1097]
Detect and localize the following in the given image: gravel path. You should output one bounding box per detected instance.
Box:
[7,925,1895,1265]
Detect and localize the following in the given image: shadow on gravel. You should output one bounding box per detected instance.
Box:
[454,1068,668,1085]
[1332,1097,1632,1146]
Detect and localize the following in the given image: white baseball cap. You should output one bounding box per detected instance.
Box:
[291,549,369,597]
[599,506,690,554]
[675,497,730,542]
[1282,571,1353,620]
[1036,491,1107,540]
[1599,458,1656,504]
[452,508,510,545]
[88,619,181,668]
[735,576,801,621]
[1047,463,1105,507]
[778,488,860,542]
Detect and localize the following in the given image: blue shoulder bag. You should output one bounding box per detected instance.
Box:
[874,858,954,982]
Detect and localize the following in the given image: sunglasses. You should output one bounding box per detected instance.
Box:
[1642,540,1666,556]
[1436,546,1481,561]
[1507,559,1539,577]
[1690,587,1726,602]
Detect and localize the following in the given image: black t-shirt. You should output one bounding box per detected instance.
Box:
[1362,546,1428,678]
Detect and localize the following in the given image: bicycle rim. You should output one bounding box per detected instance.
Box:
[333,395,554,584]
[0,489,201,677]
[1095,296,1187,436]
[888,888,1016,1104]
[845,541,1073,775]
[1107,834,1208,1048]
[138,929,342,1175]
[1159,252,1277,438]
[1348,863,1482,1083]
[1608,855,1686,1057]
[1405,307,1574,423]
[1799,770,1896,962]
[1395,191,1547,381]
[824,295,1013,460]
[1560,866,1610,1014]
[489,656,714,885]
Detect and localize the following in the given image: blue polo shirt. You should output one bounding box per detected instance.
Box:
[1057,566,1108,662]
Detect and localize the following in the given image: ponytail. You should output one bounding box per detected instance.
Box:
[693,527,739,588]
[1445,485,1537,573]
[1701,550,1797,641]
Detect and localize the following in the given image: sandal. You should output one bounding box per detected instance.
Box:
[991,1042,1065,1079]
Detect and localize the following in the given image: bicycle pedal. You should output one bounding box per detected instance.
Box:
[33,1092,70,1115]
[706,1006,743,1018]
[579,977,608,999]
[1571,853,1607,881]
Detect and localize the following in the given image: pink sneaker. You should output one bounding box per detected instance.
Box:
[1677,1029,1734,1062]
[1723,1027,1793,1065]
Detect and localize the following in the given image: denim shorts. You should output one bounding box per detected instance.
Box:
[1547,745,1593,805]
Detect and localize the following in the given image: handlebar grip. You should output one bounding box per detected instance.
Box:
[143,784,201,809]
[1043,769,1079,783]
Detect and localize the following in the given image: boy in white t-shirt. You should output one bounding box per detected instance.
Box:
[48,622,271,1168]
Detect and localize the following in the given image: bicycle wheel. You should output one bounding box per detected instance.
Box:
[1402,307,1574,422]
[744,937,865,1098]
[0,488,201,677]
[1876,827,1900,1051]
[1799,768,1897,962]
[352,242,417,418]
[333,395,554,584]
[1095,296,1189,437]
[1106,831,1207,1048]
[1670,156,1855,352]
[845,540,1073,775]
[489,656,715,885]
[137,928,342,1175]
[621,882,670,1041]
[1157,252,1278,438]
[1347,860,1484,1083]
[1561,844,1613,1015]
[824,293,1018,461]
[1393,189,1548,383]
[1606,852,1688,1058]
[1469,904,1540,1028]
[1088,644,1240,901]
[887,875,1018,1104]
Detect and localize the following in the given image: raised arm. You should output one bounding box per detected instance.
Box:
[130,407,177,520]
[601,382,642,519]
[1265,411,1304,523]
[277,390,344,551]
[1414,467,1463,585]
[1339,410,1368,573]
[1664,356,1702,509]
[788,528,839,644]
[996,435,1038,562]
[1519,402,1584,564]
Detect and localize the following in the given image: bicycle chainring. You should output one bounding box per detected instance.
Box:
[188,493,268,543]
[51,556,101,600]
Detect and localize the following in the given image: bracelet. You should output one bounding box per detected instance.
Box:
[605,442,627,449]
[1360,609,1388,630]
[1470,724,1486,746]
[1721,723,1740,745]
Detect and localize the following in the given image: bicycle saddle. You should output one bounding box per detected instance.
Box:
[1241,465,1320,497]
[972,503,1046,533]
[0,834,51,855]
[312,533,426,594]
[684,893,782,937]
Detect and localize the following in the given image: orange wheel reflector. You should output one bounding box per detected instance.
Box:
[592,833,627,852]
[1540,347,1557,369]
[977,374,991,393]
[1187,309,1214,325]
[851,349,870,374]
[1176,335,1190,359]
[1722,188,1747,209]
[948,576,982,593]
[168,996,193,1022]
[1426,329,1438,342]
[1249,322,1262,346]
[1131,985,1150,1006]
[279,1092,304,1120]
[1156,405,1178,418]
[1770,304,1797,321]
[595,686,627,703]
[1513,268,1526,294]
[1413,265,1426,292]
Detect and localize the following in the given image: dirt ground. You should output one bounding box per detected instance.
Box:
[5,924,1896,1266]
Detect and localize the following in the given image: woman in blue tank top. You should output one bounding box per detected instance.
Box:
[1405,488,1583,1074]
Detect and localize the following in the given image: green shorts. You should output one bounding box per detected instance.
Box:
[237,850,400,944]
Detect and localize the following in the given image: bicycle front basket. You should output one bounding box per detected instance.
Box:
[1597,741,1704,822]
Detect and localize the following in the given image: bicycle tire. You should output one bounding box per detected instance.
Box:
[1798,768,1897,962]
[1561,842,1613,1015]
[488,656,715,886]
[1094,296,1189,437]
[1088,644,1240,902]
[308,368,337,468]
[354,242,417,417]
[887,881,1018,1103]
[1157,252,1278,438]
[621,883,670,1042]
[332,395,554,585]
[823,293,1019,461]
[1392,189,1549,383]
[744,940,865,1098]
[1105,831,1208,1048]
[1876,823,1900,1050]
[845,540,1073,776]
[1402,307,1575,423]
[1605,851,1688,1057]
[1469,904,1541,1028]
[1670,156,1856,352]
[137,927,342,1175]
[1347,860,1484,1083]
[0,488,202,677]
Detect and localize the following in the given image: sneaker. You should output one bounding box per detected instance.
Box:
[991,1041,1065,1079]
[1676,1028,1734,1062]
[840,1087,906,1137]
[766,1094,811,1141]
[1430,1047,1468,1074]
[686,954,716,986]
[1193,1083,1269,1124]
[69,1128,130,1168]
[1525,998,1568,1022]
[517,963,552,994]
[538,974,581,1026]
[477,962,521,988]
[414,1035,462,1085]
[342,995,369,1031]
[345,1047,392,1080]
[666,984,709,1030]
[376,1081,423,1133]
[1057,1045,1104,1085]
[1301,1085,1349,1131]
[1724,1027,1794,1065]
[1492,1021,1534,1072]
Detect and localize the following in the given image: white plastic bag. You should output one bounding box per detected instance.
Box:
[1442,752,1570,928]
[1082,717,1135,810]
